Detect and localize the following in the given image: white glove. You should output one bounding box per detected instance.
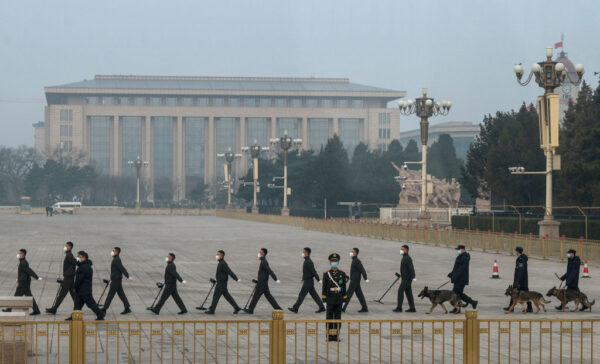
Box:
[323,302,327,309]
[128,277,133,281]
[413,278,417,281]
[276,280,280,284]
[182,280,187,284]
[38,277,43,281]
[365,279,370,283]
[237,279,241,283]
[318,280,322,285]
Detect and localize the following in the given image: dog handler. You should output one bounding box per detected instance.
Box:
[504,246,533,312]
[557,249,582,311]
[448,245,478,312]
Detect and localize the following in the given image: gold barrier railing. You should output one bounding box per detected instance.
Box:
[1,310,598,363]
[216,210,305,227]
[303,218,600,262]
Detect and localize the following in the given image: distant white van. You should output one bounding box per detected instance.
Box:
[52,202,82,214]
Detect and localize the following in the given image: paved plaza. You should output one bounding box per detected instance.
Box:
[0,213,598,321]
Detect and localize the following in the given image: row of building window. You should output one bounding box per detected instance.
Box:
[59,125,73,137]
[60,109,73,121]
[378,128,391,139]
[85,96,365,109]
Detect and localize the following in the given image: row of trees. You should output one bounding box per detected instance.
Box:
[461,80,600,209]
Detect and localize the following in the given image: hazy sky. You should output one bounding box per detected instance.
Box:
[1,0,599,147]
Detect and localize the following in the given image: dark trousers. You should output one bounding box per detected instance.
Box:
[15,284,40,314]
[247,283,281,312]
[50,277,75,310]
[209,284,239,311]
[326,301,343,341]
[344,280,367,310]
[103,280,130,310]
[154,285,186,313]
[74,293,104,318]
[453,284,474,305]
[397,279,415,310]
[293,282,324,311]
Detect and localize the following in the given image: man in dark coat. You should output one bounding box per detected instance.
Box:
[68,251,104,320]
[288,247,325,313]
[447,245,477,312]
[245,248,281,314]
[46,242,77,314]
[322,253,347,342]
[343,247,368,313]
[393,244,416,312]
[102,247,132,315]
[10,249,42,315]
[558,249,583,310]
[152,253,187,315]
[504,246,532,312]
[205,250,242,314]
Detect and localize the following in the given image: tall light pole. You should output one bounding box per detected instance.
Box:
[512,47,584,238]
[269,131,302,216]
[217,147,242,208]
[241,140,269,214]
[398,88,451,227]
[127,156,149,209]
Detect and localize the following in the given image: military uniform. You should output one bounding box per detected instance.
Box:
[322,253,348,342]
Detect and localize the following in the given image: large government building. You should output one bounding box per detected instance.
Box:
[43,75,404,200]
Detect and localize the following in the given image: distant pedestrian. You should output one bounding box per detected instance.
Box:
[152,253,187,315]
[447,245,478,312]
[67,251,104,321]
[102,247,132,315]
[343,248,368,313]
[244,248,281,314]
[205,250,242,314]
[46,242,77,314]
[393,244,416,312]
[288,247,325,314]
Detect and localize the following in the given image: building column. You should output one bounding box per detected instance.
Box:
[301,118,308,151]
[332,118,339,137]
[175,116,185,201]
[111,116,120,176]
[144,116,154,201]
[206,116,215,185]
[270,117,277,139]
[239,117,247,177]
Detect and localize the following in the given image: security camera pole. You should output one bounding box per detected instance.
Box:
[269,131,302,216]
[398,88,451,227]
[217,148,242,208]
[241,140,269,214]
[127,156,149,210]
[512,47,584,238]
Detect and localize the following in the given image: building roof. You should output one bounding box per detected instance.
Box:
[46,75,403,96]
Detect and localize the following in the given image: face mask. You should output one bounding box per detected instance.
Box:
[76,257,82,263]
[456,250,461,255]
[400,250,405,255]
[64,247,68,252]
[302,253,306,257]
[331,262,338,268]
[567,253,570,259]
[165,257,169,262]
[215,255,220,260]
[257,253,261,258]
[111,251,115,257]
[16,254,20,260]
[349,252,354,257]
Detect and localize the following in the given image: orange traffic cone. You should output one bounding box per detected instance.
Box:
[491,260,500,279]
[582,260,591,278]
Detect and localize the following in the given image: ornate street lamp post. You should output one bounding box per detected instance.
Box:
[241,140,269,214]
[269,131,302,216]
[512,47,584,238]
[127,156,149,209]
[217,148,242,208]
[398,88,451,227]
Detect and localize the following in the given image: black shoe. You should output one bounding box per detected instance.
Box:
[243,309,253,314]
[471,301,478,309]
[450,308,459,314]
[45,308,56,314]
[96,316,104,321]
[580,305,587,312]
[101,308,107,315]
[177,311,187,315]
[31,311,41,316]
[503,306,511,311]
[315,307,325,313]
[204,310,215,315]
[2,308,10,312]
[65,317,72,321]
[406,308,416,313]
[358,308,368,313]
[392,308,403,312]
[151,309,160,315]
[120,308,131,315]
[526,307,533,313]
[233,307,241,314]
[555,305,563,311]
[287,307,298,314]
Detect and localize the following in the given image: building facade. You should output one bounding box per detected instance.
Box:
[32,121,45,155]
[44,75,404,201]
[399,121,480,160]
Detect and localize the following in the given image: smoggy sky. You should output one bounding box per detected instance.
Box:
[1,0,599,147]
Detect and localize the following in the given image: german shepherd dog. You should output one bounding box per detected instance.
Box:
[546,287,596,312]
[418,286,467,314]
[504,285,550,314]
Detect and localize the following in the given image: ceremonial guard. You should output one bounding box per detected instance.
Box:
[322,253,348,342]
